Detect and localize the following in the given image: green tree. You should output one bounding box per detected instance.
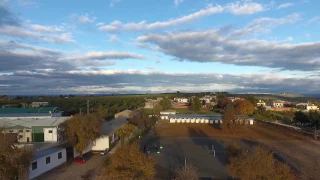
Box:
[308,110,320,139]
[158,99,172,110]
[60,114,103,156]
[234,99,255,115]
[190,97,201,112]
[220,104,237,133]
[116,124,137,146]
[228,145,295,180]
[293,111,310,126]
[104,143,155,180]
[153,104,163,115]
[97,104,108,119]
[0,130,33,180]
[246,96,258,105]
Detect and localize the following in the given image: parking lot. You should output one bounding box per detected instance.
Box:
[141,136,252,180]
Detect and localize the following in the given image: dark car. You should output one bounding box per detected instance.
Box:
[73,157,86,164]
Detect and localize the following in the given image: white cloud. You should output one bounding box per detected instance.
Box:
[224,0,264,15]
[137,17,320,72]
[60,51,145,61]
[3,69,320,94]
[110,0,121,7]
[29,24,64,32]
[230,13,301,38]
[96,22,105,26]
[18,0,37,6]
[99,1,266,32]
[308,16,320,24]
[277,3,293,9]
[69,13,97,24]
[108,35,121,42]
[174,0,184,6]
[0,25,75,43]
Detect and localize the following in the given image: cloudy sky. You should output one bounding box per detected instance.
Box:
[0,0,320,95]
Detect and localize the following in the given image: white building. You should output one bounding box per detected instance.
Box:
[270,100,284,108]
[167,114,254,125]
[29,148,66,179]
[0,116,70,143]
[174,98,189,103]
[296,103,319,111]
[91,117,128,152]
[160,111,176,120]
[114,109,132,119]
[256,100,266,107]
[31,102,49,108]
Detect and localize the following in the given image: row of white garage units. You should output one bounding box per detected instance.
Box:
[169,118,222,124]
[169,118,254,125]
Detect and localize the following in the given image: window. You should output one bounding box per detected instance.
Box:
[18,135,23,139]
[58,152,62,159]
[26,130,30,132]
[18,130,23,132]
[48,130,53,133]
[46,156,50,164]
[9,130,13,133]
[32,162,37,170]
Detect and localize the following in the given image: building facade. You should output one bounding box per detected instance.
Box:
[29,148,66,179]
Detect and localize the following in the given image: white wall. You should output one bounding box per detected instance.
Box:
[92,135,110,151]
[73,142,93,158]
[44,127,57,142]
[29,149,66,179]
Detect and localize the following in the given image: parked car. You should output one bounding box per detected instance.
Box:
[73,157,86,164]
[100,148,109,155]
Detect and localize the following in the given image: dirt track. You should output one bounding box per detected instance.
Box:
[155,122,320,180]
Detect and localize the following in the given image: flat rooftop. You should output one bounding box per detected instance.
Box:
[0,116,70,128]
[165,114,251,119]
[34,147,65,159]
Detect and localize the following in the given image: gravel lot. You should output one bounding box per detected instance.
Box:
[150,122,320,180]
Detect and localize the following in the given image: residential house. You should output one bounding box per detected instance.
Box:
[256,100,266,107]
[160,111,177,120]
[269,100,284,108]
[296,103,319,111]
[174,97,189,103]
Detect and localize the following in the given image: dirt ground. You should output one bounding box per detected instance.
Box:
[155,122,320,180]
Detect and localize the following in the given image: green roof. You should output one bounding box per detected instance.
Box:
[0,107,59,114]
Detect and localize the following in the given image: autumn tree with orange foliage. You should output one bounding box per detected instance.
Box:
[234,99,255,115]
[116,124,137,146]
[174,164,199,180]
[228,145,295,180]
[103,142,155,180]
[0,128,33,180]
[60,114,103,156]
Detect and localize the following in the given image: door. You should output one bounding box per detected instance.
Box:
[27,137,30,142]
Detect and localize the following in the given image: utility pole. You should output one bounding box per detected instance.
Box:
[87,99,90,114]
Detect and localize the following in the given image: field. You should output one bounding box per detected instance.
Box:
[172,108,218,114]
[143,122,320,180]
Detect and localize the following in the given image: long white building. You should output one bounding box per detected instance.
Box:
[161,114,254,125]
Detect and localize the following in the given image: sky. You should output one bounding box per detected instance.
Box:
[0,0,320,95]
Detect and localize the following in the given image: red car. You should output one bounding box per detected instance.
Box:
[73,157,86,164]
